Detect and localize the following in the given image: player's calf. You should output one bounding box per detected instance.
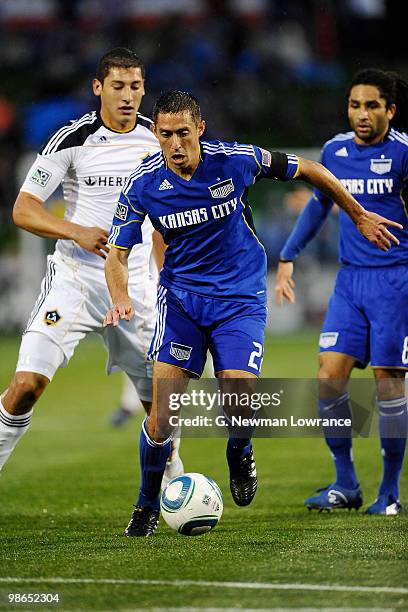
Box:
[4,371,49,414]
[0,372,49,472]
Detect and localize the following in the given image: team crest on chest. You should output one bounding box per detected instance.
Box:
[170,342,192,361]
[208,178,234,198]
[370,157,392,175]
[44,310,62,326]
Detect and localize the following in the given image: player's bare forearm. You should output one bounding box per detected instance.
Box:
[295,158,402,251]
[104,247,135,326]
[152,230,166,272]
[295,159,364,223]
[105,247,130,302]
[13,192,109,257]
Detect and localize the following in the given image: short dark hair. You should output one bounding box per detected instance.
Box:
[348,68,408,131]
[153,90,201,125]
[96,47,145,83]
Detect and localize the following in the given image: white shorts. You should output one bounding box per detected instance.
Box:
[16,252,156,401]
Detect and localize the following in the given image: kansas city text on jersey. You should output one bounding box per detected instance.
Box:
[109,142,299,301]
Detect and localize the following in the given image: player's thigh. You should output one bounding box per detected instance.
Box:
[148,286,207,378]
[16,331,66,381]
[19,256,90,378]
[368,266,408,369]
[320,277,369,368]
[209,302,267,377]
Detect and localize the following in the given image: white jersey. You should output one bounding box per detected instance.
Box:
[20,110,160,277]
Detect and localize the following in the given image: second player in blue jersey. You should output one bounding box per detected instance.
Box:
[277,69,408,516]
[104,90,400,536]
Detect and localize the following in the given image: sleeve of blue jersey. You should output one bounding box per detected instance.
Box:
[279,195,334,261]
[108,189,145,250]
[252,146,300,182]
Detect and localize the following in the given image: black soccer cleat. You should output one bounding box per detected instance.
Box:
[124,505,160,537]
[229,448,258,507]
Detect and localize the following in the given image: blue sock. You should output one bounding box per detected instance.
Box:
[137,417,171,511]
[319,393,358,490]
[227,437,252,465]
[224,407,254,466]
[378,397,408,499]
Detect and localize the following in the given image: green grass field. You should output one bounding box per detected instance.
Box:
[0,332,407,611]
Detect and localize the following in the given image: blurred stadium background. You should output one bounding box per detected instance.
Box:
[0,0,406,336]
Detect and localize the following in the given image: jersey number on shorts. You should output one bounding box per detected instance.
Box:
[248,341,263,371]
[402,336,408,365]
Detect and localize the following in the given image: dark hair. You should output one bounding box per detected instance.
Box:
[96,47,145,83]
[153,90,201,125]
[348,68,408,131]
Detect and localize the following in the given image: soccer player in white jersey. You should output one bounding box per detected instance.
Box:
[0,48,183,483]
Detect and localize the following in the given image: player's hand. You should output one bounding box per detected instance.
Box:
[357,211,403,251]
[73,226,109,258]
[103,297,135,327]
[275,261,295,305]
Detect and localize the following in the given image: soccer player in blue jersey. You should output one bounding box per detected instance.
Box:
[276,69,408,515]
[104,90,401,536]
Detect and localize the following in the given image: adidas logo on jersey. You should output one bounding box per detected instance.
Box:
[98,135,108,143]
[159,179,174,190]
[335,147,348,157]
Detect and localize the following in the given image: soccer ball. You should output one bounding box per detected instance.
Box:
[160,472,223,536]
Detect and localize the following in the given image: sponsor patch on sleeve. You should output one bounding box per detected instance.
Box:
[30,167,52,188]
[114,202,129,221]
[260,148,272,167]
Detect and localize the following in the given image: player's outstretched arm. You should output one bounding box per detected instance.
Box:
[104,247,135,327]
[13,191,109,258]
[296,158,403,251]
[275,261,295,305]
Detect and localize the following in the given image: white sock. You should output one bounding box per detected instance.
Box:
[169,431,181,463]
[0,399,33,471]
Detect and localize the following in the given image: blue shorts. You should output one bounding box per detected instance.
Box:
[319,265,408,369]
[148,286,267,377]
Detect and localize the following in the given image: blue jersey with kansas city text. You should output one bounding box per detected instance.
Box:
[314,128,408,266]
[108,141,299,302]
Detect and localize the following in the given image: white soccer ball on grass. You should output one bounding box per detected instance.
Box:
[160,472,223,535]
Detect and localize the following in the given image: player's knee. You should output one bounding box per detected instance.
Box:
[146,412,171,443]
[8,372,49,412]
[318,363,338,381]
[374,369,405,400]
[318,360,349,399]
